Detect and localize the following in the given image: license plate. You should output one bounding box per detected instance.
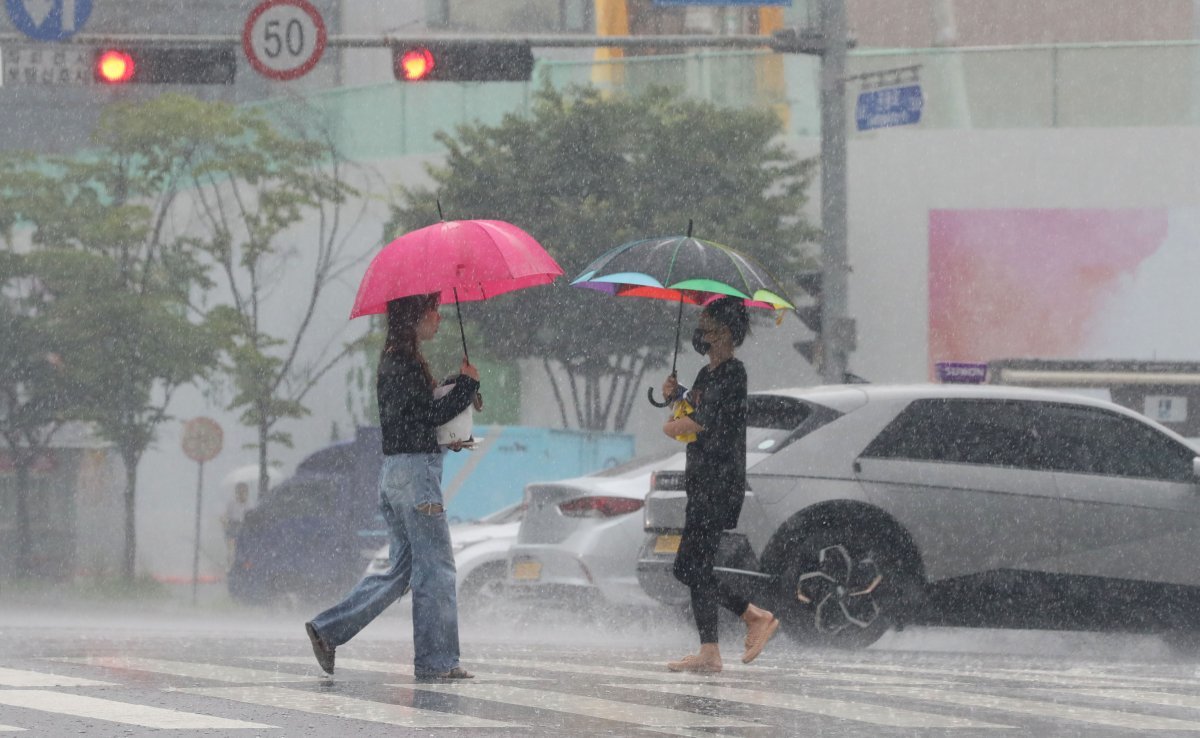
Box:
[654,534,682,554]
[512,560,542,580]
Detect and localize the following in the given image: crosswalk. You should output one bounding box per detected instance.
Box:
[4,653,1200,734]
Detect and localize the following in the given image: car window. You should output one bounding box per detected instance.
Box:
[590,449,679,478]
[862,399,1054,469]
[267,478,337,516]
[1040,406,1197,481]
[479,502,525,524]
[747,394,832,453]
[297,445,355,475]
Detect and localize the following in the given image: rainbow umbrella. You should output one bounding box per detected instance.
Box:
[572,225,793,402]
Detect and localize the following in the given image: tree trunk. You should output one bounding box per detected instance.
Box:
[258,416,271,499]
[13,453,32,579]
[121,447,140,581]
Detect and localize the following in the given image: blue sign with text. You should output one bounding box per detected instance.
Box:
[855,84,924,131]
[5,0,93,42]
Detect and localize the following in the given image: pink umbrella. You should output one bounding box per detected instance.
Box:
[350,218,563,360]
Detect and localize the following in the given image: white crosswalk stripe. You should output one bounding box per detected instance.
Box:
[50,656,310,683]
[481,657,753,682]
[182,685,513,729]
[624,661,948,686]
[0,690,273,730]
[0,667,112,688]
[265,655,544,681]
[820,660,1200,689]
[1040,687,1200,710]
[7,654,1200,733]
[414,682,760,730]
[629,682,1008,729]
[852,685,1200,731]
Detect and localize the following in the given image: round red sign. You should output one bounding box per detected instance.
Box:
[243,0,327,81]
[182,417,224,463]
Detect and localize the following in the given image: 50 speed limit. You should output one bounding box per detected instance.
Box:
[243,0,327,81]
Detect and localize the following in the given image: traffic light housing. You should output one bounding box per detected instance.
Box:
[94,46,236,85]
[392,42,534,82]
[793,270,823,366]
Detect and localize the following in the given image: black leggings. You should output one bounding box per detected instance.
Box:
[673,526,749,644]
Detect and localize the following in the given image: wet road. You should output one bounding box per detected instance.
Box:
[2,599,1200,737]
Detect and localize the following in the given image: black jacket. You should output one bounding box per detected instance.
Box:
[378,354,480,455]
[684,357,748,530]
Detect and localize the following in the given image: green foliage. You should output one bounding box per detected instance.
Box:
[0,93,357,579]
[388,85,818,430]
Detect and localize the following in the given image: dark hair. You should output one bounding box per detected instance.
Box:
[703,296,750,347]
[380,293,440,387]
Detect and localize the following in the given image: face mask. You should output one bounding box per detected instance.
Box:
[691,328,711,355]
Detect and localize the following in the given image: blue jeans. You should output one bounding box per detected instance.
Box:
[309,452,461,675]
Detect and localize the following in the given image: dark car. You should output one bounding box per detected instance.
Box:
[227,428,384,605]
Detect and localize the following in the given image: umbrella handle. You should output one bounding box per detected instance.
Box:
[647,387,671,408]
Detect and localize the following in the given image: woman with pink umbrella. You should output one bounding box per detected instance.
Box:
[305,215,562,680]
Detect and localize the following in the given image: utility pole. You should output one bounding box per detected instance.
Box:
[818,0,852,383]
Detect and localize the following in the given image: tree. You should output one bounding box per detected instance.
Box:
[177,100,363,500]
[388,85,819,431]
[0,249,81,578]
[1,104,227,579]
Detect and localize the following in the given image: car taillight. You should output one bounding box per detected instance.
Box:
[557,496,644,518]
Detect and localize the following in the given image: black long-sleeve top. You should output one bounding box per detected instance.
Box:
[378,353,480,455]
[684,357,748,530]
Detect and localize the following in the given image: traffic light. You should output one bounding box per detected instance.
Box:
[392,42,534,82]
[94,46,236,85]
[793,270,823,367]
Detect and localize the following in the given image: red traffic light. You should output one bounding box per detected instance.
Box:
[397,47,435,81]
[392,42,534,82]
[96,49,136,84]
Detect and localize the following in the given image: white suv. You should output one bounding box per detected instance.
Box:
[639,384,1200,649]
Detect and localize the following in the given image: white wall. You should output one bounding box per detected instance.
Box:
[847,126,1200,383]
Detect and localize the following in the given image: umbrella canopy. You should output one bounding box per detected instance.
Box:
[350,219,563,319]
[571,235,794,311]
[571,232,794,400]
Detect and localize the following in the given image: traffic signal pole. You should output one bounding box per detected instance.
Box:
[818,0,852,384]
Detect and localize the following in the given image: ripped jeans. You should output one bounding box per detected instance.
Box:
[309,452,461,676]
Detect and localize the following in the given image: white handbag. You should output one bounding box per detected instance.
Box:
[433,382,473,446]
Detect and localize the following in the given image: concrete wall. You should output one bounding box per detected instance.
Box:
[847,126,1200,384]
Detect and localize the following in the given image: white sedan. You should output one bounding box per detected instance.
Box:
[506,393,801,610]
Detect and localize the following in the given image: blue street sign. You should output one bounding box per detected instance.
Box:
[5,0,93,42]
[855,84,924,131]
[654,1,789,5]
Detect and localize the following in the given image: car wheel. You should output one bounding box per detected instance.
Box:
[459,562,509,618]
[770,522,921,649]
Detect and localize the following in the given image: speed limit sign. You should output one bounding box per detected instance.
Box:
[243,0,327,81]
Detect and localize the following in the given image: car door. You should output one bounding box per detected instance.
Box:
[855,398,1062,582]
[1045,405,1200,586]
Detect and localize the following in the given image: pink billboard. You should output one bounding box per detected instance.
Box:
[927,208,1200,376]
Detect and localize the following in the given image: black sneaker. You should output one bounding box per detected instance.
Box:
[305,622,335,675]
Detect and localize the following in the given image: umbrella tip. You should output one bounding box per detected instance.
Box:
[437,199,444,221]
[686,219,693,238]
